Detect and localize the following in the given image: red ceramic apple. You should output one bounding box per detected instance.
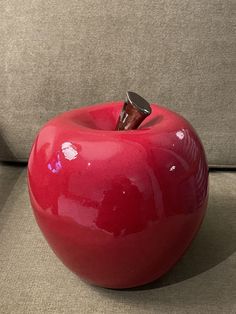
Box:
[28,92,208,289]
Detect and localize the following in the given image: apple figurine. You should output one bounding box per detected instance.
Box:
[28,92,208,289]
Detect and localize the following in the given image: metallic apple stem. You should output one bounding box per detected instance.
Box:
[115,91,152,131]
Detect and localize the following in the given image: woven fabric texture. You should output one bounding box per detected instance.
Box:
[0,164,235,313]
[0,0,235,165]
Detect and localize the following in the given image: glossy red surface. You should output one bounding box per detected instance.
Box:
[28,101,208,289]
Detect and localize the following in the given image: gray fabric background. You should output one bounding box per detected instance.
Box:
[0,164,235,313]
[0,0,235,165]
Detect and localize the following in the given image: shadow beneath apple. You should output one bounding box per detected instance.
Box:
[0,131,25,213]
[0,130,16,161]
[0,162,25,214]
[126,173,236,290]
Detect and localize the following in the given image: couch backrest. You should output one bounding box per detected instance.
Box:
[0,0,235,166]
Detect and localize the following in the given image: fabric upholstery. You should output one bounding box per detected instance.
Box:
[0,164,235,313]
[0,1,235,165]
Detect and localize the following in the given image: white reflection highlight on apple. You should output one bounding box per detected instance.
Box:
[176,130,185,140]
[169,165,176,172]
[61,142,78,161]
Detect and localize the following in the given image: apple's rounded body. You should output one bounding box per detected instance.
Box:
[28,102,208,289]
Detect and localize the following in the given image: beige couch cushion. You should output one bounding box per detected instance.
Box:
[0,164,235,313]
[0,1,235,165]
